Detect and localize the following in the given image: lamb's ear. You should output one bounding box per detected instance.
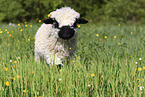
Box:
[78,18,88,24]
[43,18,54,24]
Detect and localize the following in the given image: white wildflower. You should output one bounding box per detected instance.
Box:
[88,84,91,87]
[9,23,12,26]
[135,62,138,64]
[140,86,144,91]
[139,58,142,61]
[10,60,12,62]
[17,57,20,59]
[12,24,15,26]
[58,78,62,81]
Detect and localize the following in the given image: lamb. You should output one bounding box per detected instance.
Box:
[34,7,88,66]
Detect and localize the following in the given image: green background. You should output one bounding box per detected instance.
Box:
[0,0,145,24]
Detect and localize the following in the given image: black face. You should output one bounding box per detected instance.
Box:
[58,26,75,40]
[43,17,88,40]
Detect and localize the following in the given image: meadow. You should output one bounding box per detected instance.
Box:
[0,22,145,97]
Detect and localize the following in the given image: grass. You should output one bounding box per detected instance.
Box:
[0,22,145,97]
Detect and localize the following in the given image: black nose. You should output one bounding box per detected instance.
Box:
[58,26,75,40]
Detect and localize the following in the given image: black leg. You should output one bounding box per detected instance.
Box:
[57,64,63,70]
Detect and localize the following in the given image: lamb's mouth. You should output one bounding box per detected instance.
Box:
[58,26,75,40]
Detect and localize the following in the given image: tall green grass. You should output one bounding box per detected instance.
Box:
[0,22,145,97]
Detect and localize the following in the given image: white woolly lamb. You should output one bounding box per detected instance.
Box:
[35,7,88,66]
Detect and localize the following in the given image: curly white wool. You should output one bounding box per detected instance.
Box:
[50,7,80,28]
[34,7,79,65]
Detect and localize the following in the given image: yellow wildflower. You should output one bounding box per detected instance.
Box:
[96,34,99,37]
[28,39,30,41]
[9,77,13,79]
[131,32,133,34]
[114,36,116,38]
[5,29,7,31]
[11,77,15,80]
[9,34,12,37]
[24,21,27,24]
[5,67,8,71]
[104,36,107,38]
[91,73,95,77]
[3,67,8,71]
[0,31,2,33]
[69,48,71,49]
[20,29,23,31]
[138,67,142,71]
[48,14,50,17]
[78,25,80,28]
[30,25,32,27]
[143,66,145,69]
[5,81,10,86]
[7,31,9,34]
[18,24,20,26]
[23,90,26,93]
[39,20,41,23]
[118,43,121,45]
[17,75,21,78]
[14,61,17,64]
[5,68,8,71]
[60,69,64,72]
[118,24,120,26]
[25,25,27,27]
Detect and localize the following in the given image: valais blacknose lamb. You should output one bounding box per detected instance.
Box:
[35,7,88,66]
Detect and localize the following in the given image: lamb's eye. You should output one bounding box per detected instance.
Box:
[73,20,78,28]
[53,20,59,28]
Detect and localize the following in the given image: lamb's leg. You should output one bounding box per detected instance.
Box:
[55,58,63,66]
[54,53,63,66]
[54,54,63,69]
[45,54,63,66]
[46,56,51,65]
[45,54,63,70]
[35,52,40,64]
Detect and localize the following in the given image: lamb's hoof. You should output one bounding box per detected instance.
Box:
[57,64,63,70]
